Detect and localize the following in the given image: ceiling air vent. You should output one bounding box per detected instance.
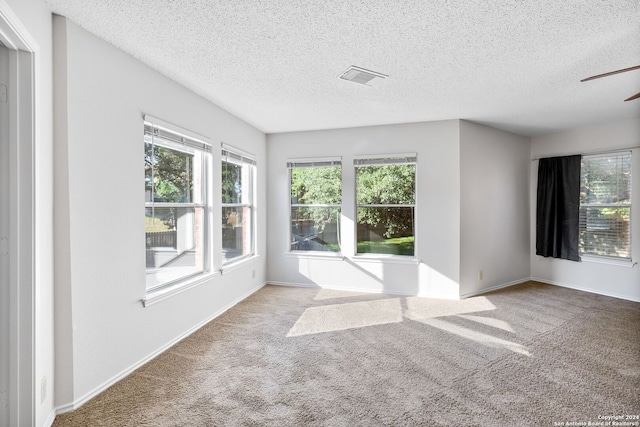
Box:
[338,66,388,86]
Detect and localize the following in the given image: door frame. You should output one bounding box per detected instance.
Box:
[0,2,38,426]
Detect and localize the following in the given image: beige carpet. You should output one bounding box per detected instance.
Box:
[53,281,640,426]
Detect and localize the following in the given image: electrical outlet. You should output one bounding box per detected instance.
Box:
[252,269,256,279]
[478,270,483,281]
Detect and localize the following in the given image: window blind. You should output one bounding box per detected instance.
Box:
[579,207,631,259]
[144,115,211,152]
[354,154,416,166]
[221,143,256,165]
[222,149,256,165]
[579,152,632,260]
[287,158,342,168]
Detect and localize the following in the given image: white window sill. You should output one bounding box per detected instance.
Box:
[580,255,636,268]
[351,255,420,265]
[286,251,344,260]
[221,254,261,274]
[142,271,217,307]
[285,252,420,264]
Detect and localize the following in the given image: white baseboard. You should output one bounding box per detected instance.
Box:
[44,408,57,427]
[530,277,640,303]
[55,281,267,416]
[271,277,639,303]
[459,277,531,299]
[269,281,461,299]
[268,281,320,289]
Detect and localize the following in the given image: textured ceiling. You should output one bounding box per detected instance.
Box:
[44,0,640,136]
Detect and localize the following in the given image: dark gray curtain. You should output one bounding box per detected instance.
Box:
[536,155,581,261]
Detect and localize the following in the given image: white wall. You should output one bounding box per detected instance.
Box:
[2,0,55,425]
[459,121,531,297]
[530,118,640,302]
[53,17,267,410]
[267,121,461,298]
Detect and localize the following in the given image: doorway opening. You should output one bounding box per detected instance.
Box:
[0,6,37,426]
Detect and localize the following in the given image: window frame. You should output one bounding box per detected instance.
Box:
[144,115,212,293]
[221,144,257,266]
[288,157,343,254]
[579,152,632,261]
[354,154,417,258]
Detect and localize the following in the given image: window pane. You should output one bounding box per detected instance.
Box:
[145,206,204,289]
[581,155,631,204]
[144,144,154,203]
[222,160,243,204]
[291,166,341,205]
[291,207,340,251]
[356,164,415,205]
[221,154,255,265]
[579,207,630,259]
[145,141,196,203]
[357,207,414,255]
[222,206,253,262]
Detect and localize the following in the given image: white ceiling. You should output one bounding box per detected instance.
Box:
[44,0,640,136]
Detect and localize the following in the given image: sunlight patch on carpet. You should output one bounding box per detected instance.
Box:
[403,296,496,320]
[419,317,531,356]
[287,298,403,337]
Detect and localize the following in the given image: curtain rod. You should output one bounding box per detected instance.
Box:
[531,145,640,161]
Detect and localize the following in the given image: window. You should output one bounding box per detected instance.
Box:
[222,146,256,264]
[289,158,342,252]
[580,153,632,260]
[355,155,416,256]
[144,116,211,290]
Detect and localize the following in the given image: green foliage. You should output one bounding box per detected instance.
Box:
[145,214,172,232]
[356,165,415,205]
[222,161,242,204]
[145,142,193,203]
[291,167,341,234]
[579,154,631,258]
[580,155,631,204]
[357,236,414,256]
[357,164,415,238]
[290,164,416,241]
[145,141,194,231]
[291,167,341,205]
[600,207,630,217]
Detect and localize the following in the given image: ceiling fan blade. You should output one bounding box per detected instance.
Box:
[581,65,640,82]
[624,91,640,102]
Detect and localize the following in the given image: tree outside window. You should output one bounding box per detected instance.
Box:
[355,156,416,256]
[144,119,209,290]
[579,153,631,259]
[289,160,342,252]
[222,148,255,264]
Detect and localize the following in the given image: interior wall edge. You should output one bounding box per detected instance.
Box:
[458,277,531,299]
